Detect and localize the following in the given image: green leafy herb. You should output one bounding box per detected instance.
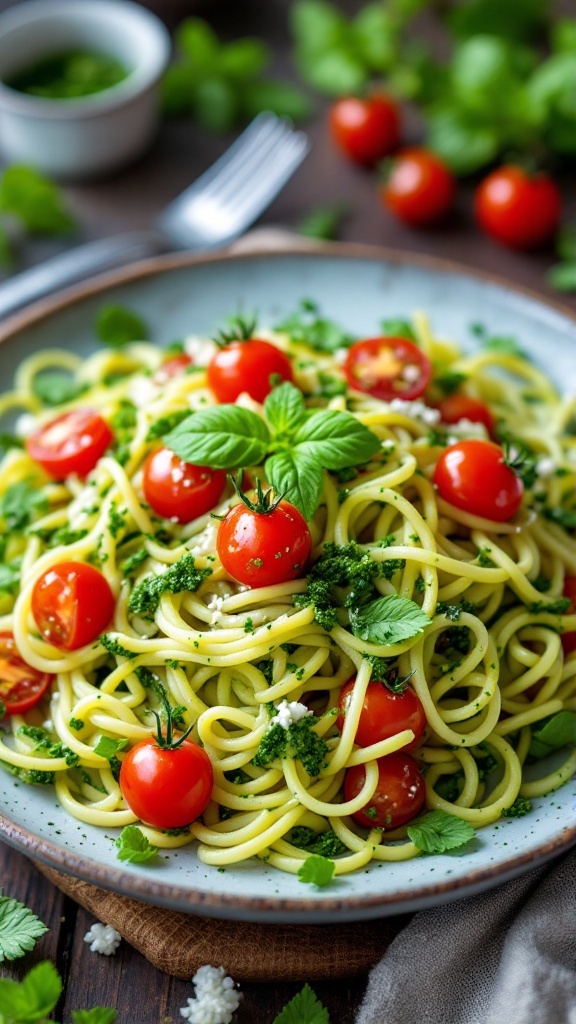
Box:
[99,634,137,659]
[121,548,149,576]
[253,717,329,778]
[0,890,47,962]
[96,305,149,348]
[528,597,571,614]
[482,335,527,358]
[0,560,21,594]
[69,717,84,732]
[31,370,86,407]
[297,854,335,887]
[349,594,430,646]
[0,481,48,531]
[272,982,330,1024]
[298,203,348,240]
[115,825,159,864]
[406,810,476,853]
[0,165,76,234]
[128,552,211,617]
[294,540,384,630]
[289,826,347,857]
[275,299,353,353]
[544,506,576,531]
[164,405,271,469]
[93,735,128,780]
[145,409,190,442]
[380,317,417,342]
[501,796,533,818]
[8,49,128,99]
[72,1009,118,1024]
[529,711,576,759]
[0,433,24,452]
[0,701,6,720]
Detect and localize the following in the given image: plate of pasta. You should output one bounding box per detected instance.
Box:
[0,243,575,923]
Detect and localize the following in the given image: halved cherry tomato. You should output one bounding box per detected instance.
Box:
[217,492,311,588]
[27,408,113,481]
[433,439,523,522]
[142,447,226,524]
[31,562,115,650]
[344,336,432,401]
[437,394,495,437]
[562,577,576,656]
[337,678,426,752]
[154,353,193,385]
[120,734,213,829]
[344,751,426,829]
[0,632,53,715]
[207,339,293,404]
[474,165,561,250]
[380,148,456,225]
[329,93,401,167]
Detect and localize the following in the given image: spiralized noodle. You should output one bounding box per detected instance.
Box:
[1,308,575,875]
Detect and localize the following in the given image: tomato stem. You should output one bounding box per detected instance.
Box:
[212,313,257,348]
[152,691,195,750]
[228,471,284,515]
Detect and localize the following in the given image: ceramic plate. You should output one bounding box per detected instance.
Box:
[0,244,575,923]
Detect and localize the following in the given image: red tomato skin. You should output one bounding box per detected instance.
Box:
[562,577,576,655]
[142,447,226,524]
[337,679,426,752]
[27,408,113,481]
[330,93,401,167]
[154,353,193,384]
[381,148,456,225]
[437,394,495,437]
[207,340,293,404]
[433,439,523,522]
[120,737,213,829]
[0,632,53,715]
[474,166,561,249]
[31,562,115,651]
[217,501,311,588]
[344,336,432,402]
[344,751,426,829]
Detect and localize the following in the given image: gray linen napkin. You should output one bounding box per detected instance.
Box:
[357,849,576,1024]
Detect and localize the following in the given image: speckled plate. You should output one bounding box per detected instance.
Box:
[0,243,575,923]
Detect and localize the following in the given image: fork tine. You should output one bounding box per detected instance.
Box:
[195,119,298,204]
[224,135,309,220]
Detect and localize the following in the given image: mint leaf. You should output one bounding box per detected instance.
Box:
[0,891,47,963]
[32,370,85,407]
[0,166,75,234]
[349,594,430,645]
[293,410,381,468]
[115,825,159,864]
[264,381,307,436]
[265,449,324,522]
[273,982,330,1024]
[0,960,61,1020]
[164,405,271,469]
[407,810,476,853]
[72,1009,118,1024]
[96,304,149,347]
[529,711,576,759]
[297,854,335,887]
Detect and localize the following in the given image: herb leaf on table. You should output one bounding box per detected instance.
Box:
[272,982,330,1024]
[0,891,47,963]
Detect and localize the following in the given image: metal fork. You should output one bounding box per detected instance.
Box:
[0,112,309,320]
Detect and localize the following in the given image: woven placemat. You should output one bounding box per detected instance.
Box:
[34,861,408,980]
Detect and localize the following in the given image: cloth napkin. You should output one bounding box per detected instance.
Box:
[356,848,576,1024]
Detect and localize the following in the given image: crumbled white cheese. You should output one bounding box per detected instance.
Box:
[535,456,556,478]
[270,699,312,729]
[14,412,37,438]
[381,439,396,451]
[184,336,218,366]
[127,376,159,408]
[83,922,122,956]
[42,720,54,733]
[207,594,225,625]
[190,522,218,556]
[445,418,488,441]
[388,398,441,426]
[180,965,242,1024]
[401,364,422,383]
[333,347,349,365]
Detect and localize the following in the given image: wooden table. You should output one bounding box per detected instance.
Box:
[1,1,575,1019]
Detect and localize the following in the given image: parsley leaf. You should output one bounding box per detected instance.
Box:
[349,594,430,646]
[297,854,335,887]
[0,960,62,1021]
[407,810,476,853]
[93,736,128,780]
[273,982,330,1024]
[298,202,348,241]
[0,890,47,962]
[96,304,149,347]
[128,553,211,616]
[72,1010,118,1024]
[275,299,353,352]
[115,825,159,864]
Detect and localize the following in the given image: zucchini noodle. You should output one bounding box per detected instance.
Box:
[1,307,575,877]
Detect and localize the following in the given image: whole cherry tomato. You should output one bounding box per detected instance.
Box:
[31,562,115,650]
[433,439,523,522]
[329,93,401,167]
[154,353,193,385]
[437,394,495,437]
[474,166,561,249]
[217,483,311,588]
[27,408,113,481]
[380,148,456,225]
[344,336,432,401]
[344,751,426,829]
[207,340,293,404]
[142,447,226,524]
[337,678,426,752]
[0,632,53,715]
[561,577,576,656]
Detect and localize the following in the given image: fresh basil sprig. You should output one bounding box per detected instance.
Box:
[164,381,382,521]
[349,594,431,645]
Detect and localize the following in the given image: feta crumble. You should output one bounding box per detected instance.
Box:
[180,965,242,1024]
[127,376,159,408]
[184,336,218,365]
[388,398,441,426]
[83,922,122,956]
[535,456,556,479]
[14,412,38,438]
[270,699,312,729]
[445,418,488,442]
[207,594,225,625]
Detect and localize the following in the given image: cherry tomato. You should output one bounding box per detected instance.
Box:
[434,439,523,522]
[329,93,401,167]
[380,148,456,225]
[154,353,192,384]
[27,408,113,481]
[337,679,426,752]
[561,577,576,656]
[31,562,115,650]
[120,735,213,829]
[474,166,561,250]
[344,751,426,829]
[142,447,226,524]
[437,394,495,437]
[0,632,53,715]
[207,340,293,404]
[344,336,432,401]
[217,497,311,588]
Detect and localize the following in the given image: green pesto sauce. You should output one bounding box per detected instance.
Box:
[7,50,128,99]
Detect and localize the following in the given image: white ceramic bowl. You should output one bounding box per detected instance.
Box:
[0,0,171,179]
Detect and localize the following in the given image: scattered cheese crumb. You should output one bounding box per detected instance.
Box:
[388,398,441,426]
[127,376,159,408]
[83,922,122,956]
[14,412,37,438]
[184,336,218,365]
[270,699,312,729]
[535,456,556,478]
[180,965,242,1024]
[207,594,225,625]
[445,418,488,441]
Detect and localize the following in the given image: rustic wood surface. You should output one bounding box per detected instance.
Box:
[1,0,576,1021]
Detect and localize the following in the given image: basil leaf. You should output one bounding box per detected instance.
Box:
[293,410,381,469]
[298,202,348,241]
[427,107,500,175]
[241,79,313,121]
[529,711,576,759]
[93,736,128,760]
[164,406,271,469]
[96,305,149,347]
[194,76,239,133]
[547,262,576,293]
[0,166,76,235]
[265,449,324,522]
[349,594,430,645]
[32,371,86,407]
[407,810,476,854]
[264,381,306,436]
[218,38,269,81]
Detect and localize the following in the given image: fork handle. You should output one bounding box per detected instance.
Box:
[0,230,169,321]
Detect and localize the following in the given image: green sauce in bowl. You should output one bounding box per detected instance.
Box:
[6,50,129,99]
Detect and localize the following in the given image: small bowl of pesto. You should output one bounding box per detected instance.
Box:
[0,0,171,179]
